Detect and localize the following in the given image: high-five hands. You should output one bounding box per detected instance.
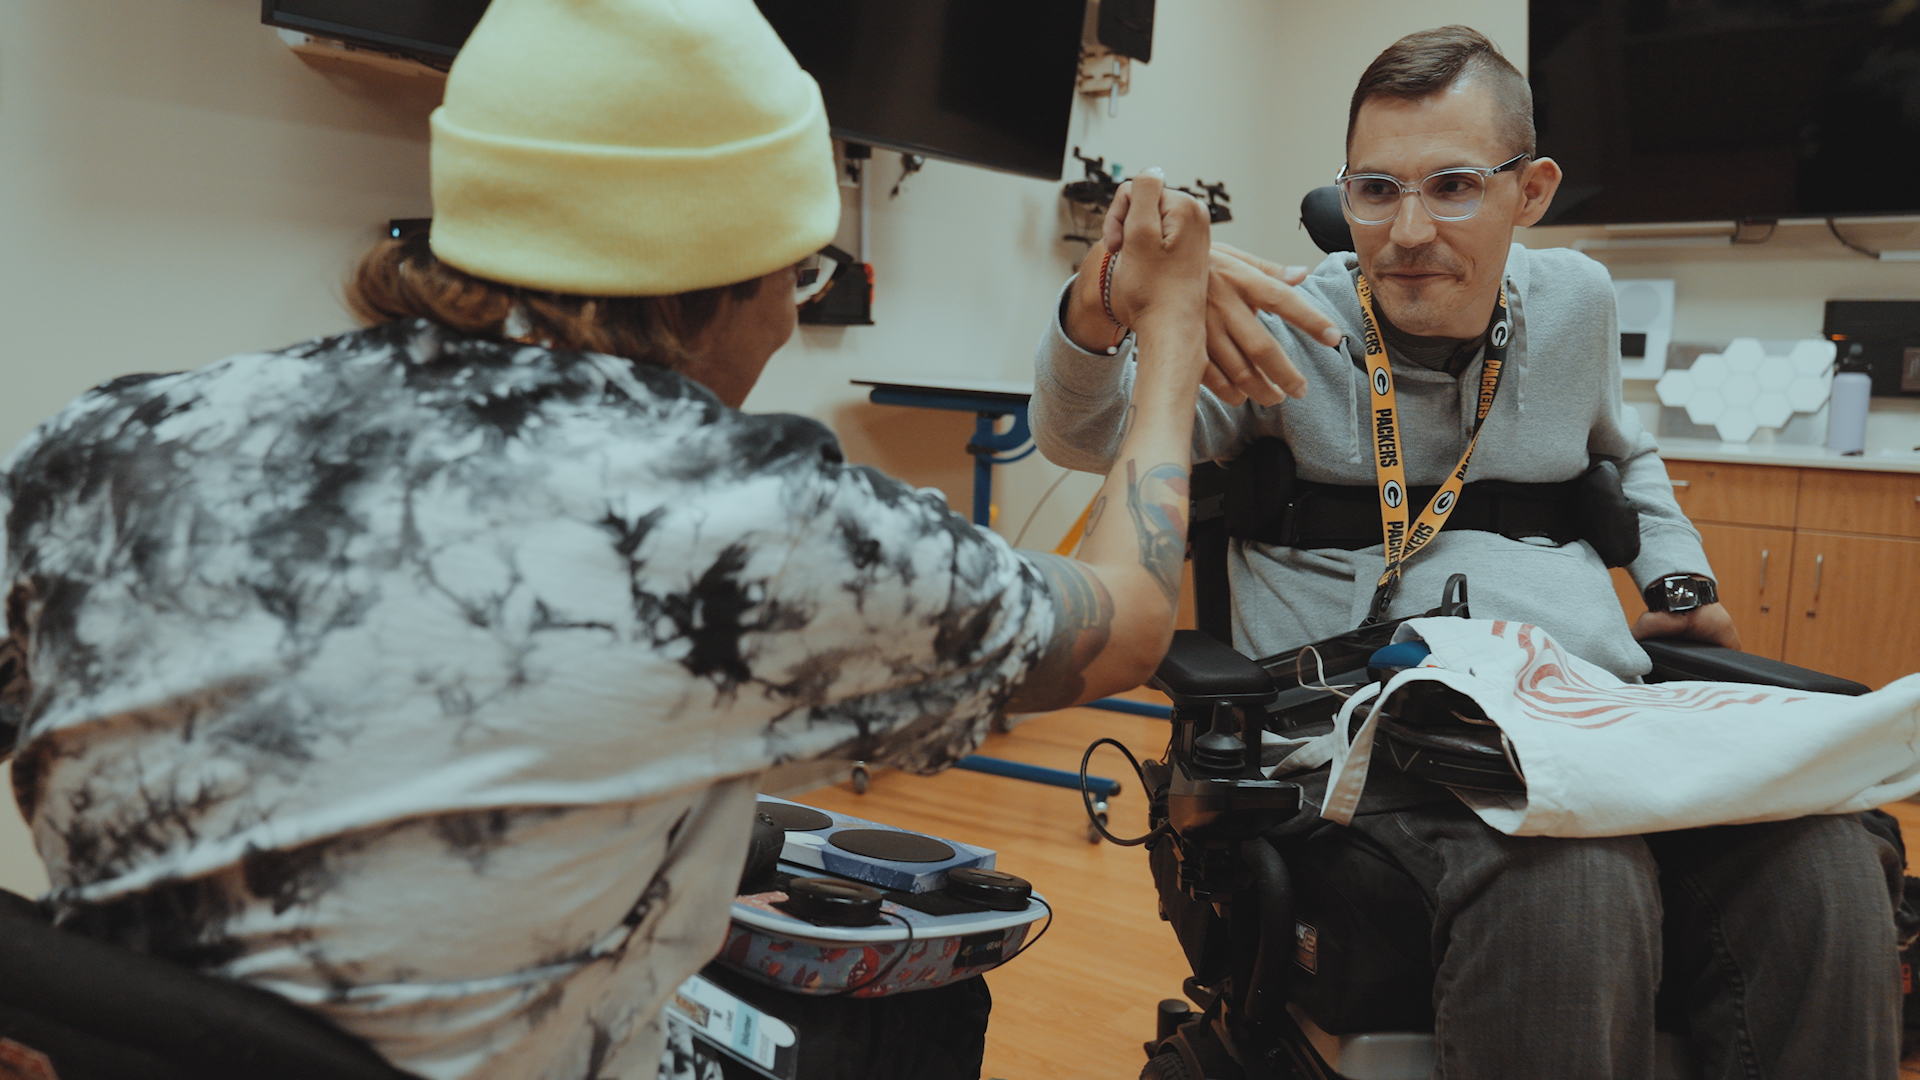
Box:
[1066,177,1344,408]
[1103,168,1210,343]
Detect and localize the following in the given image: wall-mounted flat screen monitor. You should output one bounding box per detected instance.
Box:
[754,0,1086,180]
[261,0,488,61]
[263,0,1084,181]
[1531,0,1920,225]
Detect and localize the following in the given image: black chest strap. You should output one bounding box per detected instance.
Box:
[1215,437,1642,567]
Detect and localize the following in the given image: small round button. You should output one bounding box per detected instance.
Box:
[945,867,1033,911]
[779,877,884,927]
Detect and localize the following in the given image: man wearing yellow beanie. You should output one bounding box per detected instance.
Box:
[0,2,1215,1078]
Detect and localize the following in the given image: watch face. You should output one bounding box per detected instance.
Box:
[1669,579,1704,609]
[1654,576,1715,612]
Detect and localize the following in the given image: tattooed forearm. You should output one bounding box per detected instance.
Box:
[1125,460,1190,606]
[1005,553,1115,713]
[1081,494,1108,543]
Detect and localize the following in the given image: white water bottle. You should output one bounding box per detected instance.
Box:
[1826,347,1872,456]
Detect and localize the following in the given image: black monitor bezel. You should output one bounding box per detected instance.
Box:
[261,0,466,60]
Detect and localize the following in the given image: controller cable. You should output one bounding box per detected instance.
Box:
[835,910,914,997]
[994,895,1053,967]
[1080,737,1168,846]
[836,897,1055,993]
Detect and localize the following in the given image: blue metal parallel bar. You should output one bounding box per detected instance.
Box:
[966,409,1033,527]
[1088,697,1174,720]
[958,754,1120,798]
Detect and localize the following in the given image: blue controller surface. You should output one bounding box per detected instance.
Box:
[758,795,994,894]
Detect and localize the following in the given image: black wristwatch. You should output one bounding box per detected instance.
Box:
[1643,574,1718,613]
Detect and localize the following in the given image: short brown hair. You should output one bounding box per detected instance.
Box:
[345,230,762,370]
[1346,26,1535,159]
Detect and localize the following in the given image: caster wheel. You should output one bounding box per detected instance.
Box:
[850,763,870,794]
[1087,800,1109,844]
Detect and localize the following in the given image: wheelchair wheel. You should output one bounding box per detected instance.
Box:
[1139,1051,1195,1080]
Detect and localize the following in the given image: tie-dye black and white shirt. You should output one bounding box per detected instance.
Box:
[0,320,1058,1079]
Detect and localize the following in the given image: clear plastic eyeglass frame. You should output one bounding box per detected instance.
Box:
[1336,153,1531,225]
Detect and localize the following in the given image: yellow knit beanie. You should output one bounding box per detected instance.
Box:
[427,0,841,297]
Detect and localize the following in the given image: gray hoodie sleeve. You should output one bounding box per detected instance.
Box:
[1030,278,1253,472]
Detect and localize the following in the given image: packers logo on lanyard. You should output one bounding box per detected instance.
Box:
[1354,272,1510,625]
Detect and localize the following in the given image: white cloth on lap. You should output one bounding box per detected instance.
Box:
[1295,617,1920,837]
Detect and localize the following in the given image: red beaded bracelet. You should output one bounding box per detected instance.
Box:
[1097,250,1127,355]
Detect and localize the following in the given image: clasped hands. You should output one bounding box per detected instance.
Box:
[1066,176,1345,407]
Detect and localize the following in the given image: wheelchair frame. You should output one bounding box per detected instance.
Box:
[1114,457,1870,1080]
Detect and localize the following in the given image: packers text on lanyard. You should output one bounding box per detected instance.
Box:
[1355,272,1511,624]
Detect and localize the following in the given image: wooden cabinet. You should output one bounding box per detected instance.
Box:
[1665,461,1800,529]
[1621,462,1920,689]
[1782,531,1920,690]
[1793,470,1920,540]
[1695,523,1796,660]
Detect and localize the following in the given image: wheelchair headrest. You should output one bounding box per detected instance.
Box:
[1299,186,1353,255]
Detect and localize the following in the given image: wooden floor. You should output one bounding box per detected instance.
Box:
[799,704,1920,1080]
[797,699,1190,1080]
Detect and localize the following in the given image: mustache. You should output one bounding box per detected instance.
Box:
[1374,245,1464,277]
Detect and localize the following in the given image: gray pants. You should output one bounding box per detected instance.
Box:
[1347,803,1906,1079]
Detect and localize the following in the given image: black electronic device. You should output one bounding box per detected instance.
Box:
[1824,301,1920,398]
[1097,0,1156,63]
[798,244,874,327]
[945,868,1034,912]
[1530,0,1920,225]
[268,1,1086,181]
[777,877,886,927]
[262,0,488,62]
[753,0,1086,180]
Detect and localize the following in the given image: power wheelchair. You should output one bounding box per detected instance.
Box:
[1124,457,1873,1080]
[1118,187,1884,1080]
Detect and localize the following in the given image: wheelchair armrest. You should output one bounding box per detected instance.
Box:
[1641,637,1870,696]
[1150,629,1278,712]
[0,890,412,1080]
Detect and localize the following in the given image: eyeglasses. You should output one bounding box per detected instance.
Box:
[794,250,840,307]
[1335,153,1530,225]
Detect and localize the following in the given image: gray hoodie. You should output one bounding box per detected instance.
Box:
[1032,243,1710,679]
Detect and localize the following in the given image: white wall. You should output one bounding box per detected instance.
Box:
[0,0,443,896]
[3,0,1918,898]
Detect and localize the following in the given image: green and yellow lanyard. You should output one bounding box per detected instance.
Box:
[1355,272,1511,625]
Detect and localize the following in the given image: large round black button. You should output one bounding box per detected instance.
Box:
[755,800,833,833]
[945,867,1033,911]
[828,829,955,864]
[779,877,884,927]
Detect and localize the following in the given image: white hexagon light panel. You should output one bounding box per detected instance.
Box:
[1654,338,1836,442]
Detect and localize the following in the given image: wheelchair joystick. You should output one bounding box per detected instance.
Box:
[1191,703,1249,774]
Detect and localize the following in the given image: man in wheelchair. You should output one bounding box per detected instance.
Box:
[1033,25,1906,1080]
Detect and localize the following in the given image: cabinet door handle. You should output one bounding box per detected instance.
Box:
[1671,480,1691,489]
[1806,553,1824,617]
[1758,549,1768,592]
